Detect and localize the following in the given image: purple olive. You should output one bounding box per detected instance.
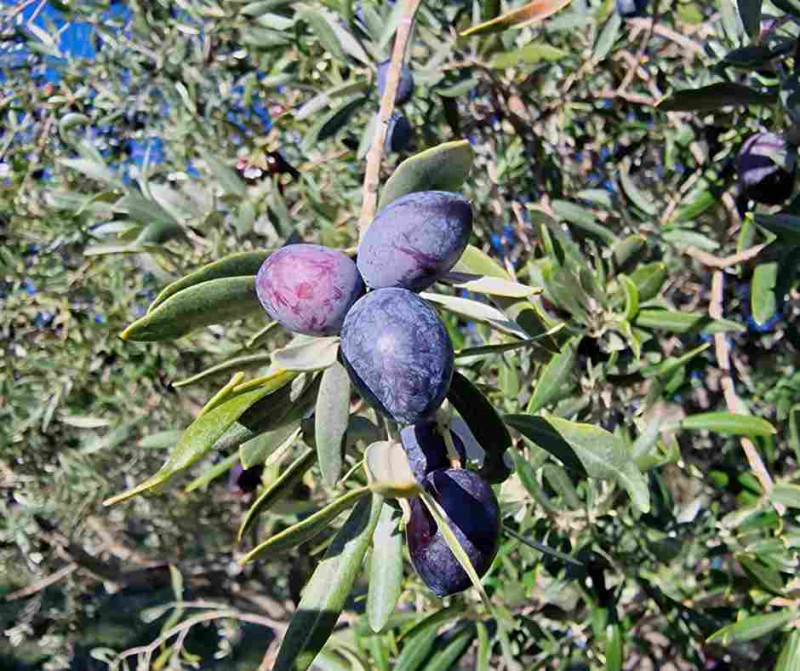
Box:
[340,288,453,425]
[406,469,500,597]
[357,191,473,292]
[228,463,264,495]
[386,112,412,153]
[377,60,414,105]
[737,132,796,205]
[255,244,364,336]
[400,420,466,482]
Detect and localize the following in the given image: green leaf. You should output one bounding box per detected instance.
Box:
[437,78,479,97]
[115,192,180,229]
[367,504,404,633]
[527,338,577,414]
[551,199,617,245]
[593,11,621,62]
[502,524,582,565]
[605,623,623,671]
[394,624,438,671]
[707,610,797,644]
[238,446,316,541]
[619,162,656,216]
[379,141,474,210]
[504,415,651,513]
[273,494,382,671]
[634,309,745,334]
[315,361,351,487]
[489,43,568,69]
[239,422,303,471]
[440,273,539,298]
[738,553,785,595]
[173,353,273,388]
[198,149,246,197]
[680,412,776,437]
[148,250,271,313]
[628,262,668,302]
[542,463,581,509]
[122,277,262,342]
[476,622,490,671]
[103,371,294,505]
[448,371,512,483]
[183,453,240,493]
[272,337,340,372]
[640,343,710,379]
[300,8,348,63]
[58,157,120,187]
[775,629,800,671]
[452,244,511,280]
[422,625,475,671]
[771,484,800,508]
[736,0,763,41]
[751,261,779,326]
[421,292,528,339]
[304,97,367,150]
[460,0,572,37]
[242,486,371,563]
[620,276,640,321]
[295,80,370,120]
[657,83,777,112]
[138,430,183,450]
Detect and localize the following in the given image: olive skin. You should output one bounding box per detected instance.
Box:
[406,469,500,597]
[377,60,414,105]
[255,244,364,336]
[340,288,453,425]
[737,132,796,205]
[357,191,473,292]
[400,420,466,482]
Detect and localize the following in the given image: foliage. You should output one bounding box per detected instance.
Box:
[2,0,800,670]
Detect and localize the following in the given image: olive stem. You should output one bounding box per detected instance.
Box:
[358,0,423,238]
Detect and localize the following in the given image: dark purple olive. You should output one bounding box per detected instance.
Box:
[340,288,454,425]
[737,132,796,205]
[357,191,473,292]
[406,469,500,597]
[255,244,364,336]
[377,60,414,105]
[228,463,264,495]
[400,420,466,482]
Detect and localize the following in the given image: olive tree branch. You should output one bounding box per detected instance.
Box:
[358,0,423,238]
[708,270,782,512]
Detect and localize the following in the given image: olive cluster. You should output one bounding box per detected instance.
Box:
[255,190,501,595]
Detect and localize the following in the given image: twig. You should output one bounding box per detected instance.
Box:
[708,271,781,511]
[115,609,287,668]
[358,0,423,237]
[616,0,659,95]
[684,243,768,269]
[4,563,78,601]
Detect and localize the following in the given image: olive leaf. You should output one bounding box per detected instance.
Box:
[103,370,295,505]
[421,292,528,338]
[272,494,382,671]
[242,486,371,563]
[379,141,474,209]
[148,250,272,313]
[367,504,404,633]
[657,83,778,112]
[680,412,776,437]
[634,309,744,334]
[272,337,340,371]
[315,361,351,487]
[438,272,541,298]
[173,353,273,388]
[504,415,651,514]
[238,446,316,541]
[526,337,578,414]
[122,277,263,341]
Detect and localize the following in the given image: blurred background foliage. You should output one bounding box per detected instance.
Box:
[1,0,800,669]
